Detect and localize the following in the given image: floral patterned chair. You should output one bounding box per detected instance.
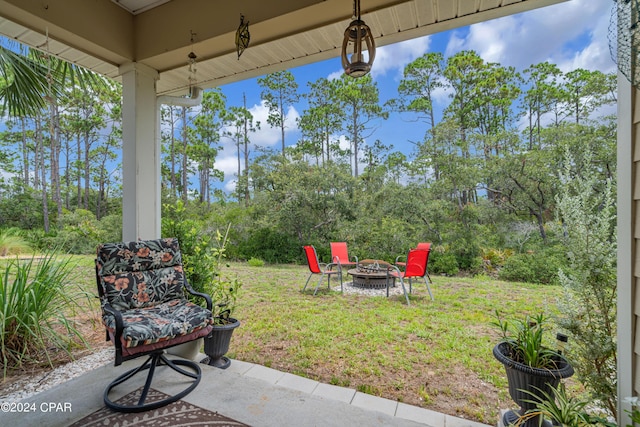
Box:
[95,238,214,412]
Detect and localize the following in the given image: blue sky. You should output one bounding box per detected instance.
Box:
[213,0,615,193]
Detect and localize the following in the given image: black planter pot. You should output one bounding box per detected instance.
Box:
[203,318,240,369]
[493,341,574,427]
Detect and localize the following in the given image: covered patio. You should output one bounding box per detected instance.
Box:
[0,0,634,424]
[0,353,491,426]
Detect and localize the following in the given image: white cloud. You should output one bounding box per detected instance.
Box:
[446,0,615,73]
[371,36,431,79]
[214,153,238,182]
[327,69,343,81]
[215,100,300,186]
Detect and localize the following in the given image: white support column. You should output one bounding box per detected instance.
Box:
[120,62,160,241]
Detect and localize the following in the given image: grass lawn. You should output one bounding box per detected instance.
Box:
[0,257,564,425]
[224,261,564,424]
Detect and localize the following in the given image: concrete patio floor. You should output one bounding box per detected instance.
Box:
[0,353,494,427]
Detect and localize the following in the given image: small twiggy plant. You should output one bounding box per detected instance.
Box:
[205,225,242,325]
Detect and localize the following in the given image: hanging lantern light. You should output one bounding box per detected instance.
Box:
[187,51,197,93]
[187,31,198,94]
[341,0,376,78]
[236,14,250,59]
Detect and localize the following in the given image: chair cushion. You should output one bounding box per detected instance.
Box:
[101,266,186,311]
[102,299,213,349]
[97,238,182,275]
[97,238,185,310]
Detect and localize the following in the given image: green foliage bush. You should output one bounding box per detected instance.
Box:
[498,253,536,283]
[162,201,214,295]
[247,257,265,267]
[0,228,31,256]
[0,188,47,230]
[498,246,566,285]
[0,252,89,377]
[555,149,617,418]
[41,209,122,254]
[239,227,301,264]
[480,248,514,274]
[429,249,459,276]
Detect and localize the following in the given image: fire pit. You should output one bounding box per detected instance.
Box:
[348,259,395,289]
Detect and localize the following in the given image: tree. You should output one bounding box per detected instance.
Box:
[492,145,556,240]
[334,74,386,177]
[1,42,109,229]
[298,77,344,166]
[389,52,444,138]
[442,50,486,206]
[93,82,122,219]
[258,71,298,157]
[561,69,616,125]
[520,62,562,149]
[225,96,259,204]
[192,89,226,205]
[160,105,182,199]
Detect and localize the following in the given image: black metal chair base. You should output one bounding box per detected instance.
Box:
[104,351,201,413]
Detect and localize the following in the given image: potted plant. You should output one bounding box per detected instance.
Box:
[520,384,615,427]
[201,226,242,369]
[493,311,574,427]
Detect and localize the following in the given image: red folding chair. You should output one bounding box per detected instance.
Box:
[330,242,358,268]
[395,242,433,284]
[302,245,343,295]
[389,248,434,304]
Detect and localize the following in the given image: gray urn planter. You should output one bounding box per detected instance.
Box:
[203,318,240,369]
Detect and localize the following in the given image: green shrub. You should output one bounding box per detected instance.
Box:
[555,148,617,418]
[498,253,536,283]
[0,228,31,256]
[239,227,301,264]
[247,258,265,267]
[162,200,214,295]
[480,248,514,274]
[429,249,459,276]
[0,252,89,377]
[498,247,565,285]
[45,209,107,254]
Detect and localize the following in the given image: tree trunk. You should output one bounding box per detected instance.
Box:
[243,94,250,205]
[352,105,359,178]
[76,134,82,208]
[36,118,50,232]
[169,107,177,199]
[48,97,62,217]
[181,107,188,204]
[83,131,90,209]
[64,139,70,209]
[20,117,29,188]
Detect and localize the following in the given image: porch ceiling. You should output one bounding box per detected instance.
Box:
[0,0,567,95]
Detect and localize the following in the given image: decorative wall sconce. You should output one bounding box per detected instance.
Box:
[236,14,250,59]
[341,0,376,78]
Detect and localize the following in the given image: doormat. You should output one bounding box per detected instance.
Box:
[68,387,250,426]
